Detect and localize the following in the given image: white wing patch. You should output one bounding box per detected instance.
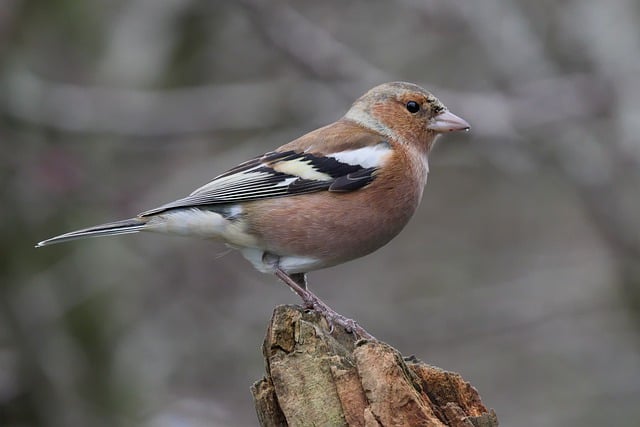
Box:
[328,143,392,169]
[272,157,332,181]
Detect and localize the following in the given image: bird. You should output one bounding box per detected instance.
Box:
[36,82,470,339]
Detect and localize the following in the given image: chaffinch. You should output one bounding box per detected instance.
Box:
[37,82,469,338]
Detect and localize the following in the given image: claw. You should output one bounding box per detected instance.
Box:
[327,319,335,334]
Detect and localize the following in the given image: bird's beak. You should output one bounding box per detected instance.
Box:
[428,110,470,133]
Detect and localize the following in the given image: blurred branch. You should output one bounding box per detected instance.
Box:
[237,0,387,86]
[99,0,196,86]
[1,71,295,135]
[408,0,553,84]
[0,0,619,143]
[1,67,611,139]
[559,0,640,165]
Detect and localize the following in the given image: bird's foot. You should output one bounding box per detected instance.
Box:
[305,296,374,340]
[274,268,375,340]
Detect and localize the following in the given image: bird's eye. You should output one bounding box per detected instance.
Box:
[406,101,420,113]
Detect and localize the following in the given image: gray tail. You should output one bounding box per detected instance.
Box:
[35,217,148,248]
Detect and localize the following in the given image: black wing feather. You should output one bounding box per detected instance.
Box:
[329,167,377,192]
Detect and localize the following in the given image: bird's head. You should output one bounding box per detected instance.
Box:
[344,81,469,151]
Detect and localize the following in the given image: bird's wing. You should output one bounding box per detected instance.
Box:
[140,124,392,217]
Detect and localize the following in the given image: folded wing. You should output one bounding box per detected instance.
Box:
[140,143,390,217]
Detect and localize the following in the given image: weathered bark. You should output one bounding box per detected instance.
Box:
[252,305,498,427]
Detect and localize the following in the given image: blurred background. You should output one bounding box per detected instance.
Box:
[2,0,640,426]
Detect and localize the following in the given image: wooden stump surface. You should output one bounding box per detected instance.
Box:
[252,305,498,426]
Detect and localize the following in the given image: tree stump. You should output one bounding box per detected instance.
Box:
[252,305,498,426]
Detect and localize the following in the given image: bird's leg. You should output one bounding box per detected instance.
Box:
[273,267,375,340]
[272,268,312,304]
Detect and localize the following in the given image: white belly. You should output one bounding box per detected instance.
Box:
[239,247,324,274]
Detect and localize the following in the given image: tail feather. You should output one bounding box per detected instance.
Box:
[35,217,148,248]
